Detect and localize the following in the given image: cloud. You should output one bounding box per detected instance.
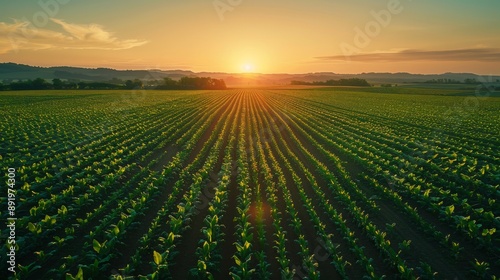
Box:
[316,48,500,62]
[0,18,148,54]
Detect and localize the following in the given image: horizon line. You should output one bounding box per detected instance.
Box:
[2,62,500,76]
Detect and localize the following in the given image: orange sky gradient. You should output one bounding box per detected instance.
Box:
[1,0,499,74]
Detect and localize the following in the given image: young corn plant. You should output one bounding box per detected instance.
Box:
[470,259,490,278]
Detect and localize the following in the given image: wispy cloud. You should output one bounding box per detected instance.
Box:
[0,18,148,54]
[316,48,500,62]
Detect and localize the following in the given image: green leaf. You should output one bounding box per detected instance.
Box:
[233,255,242,266]
[445,205,454,215]
[66,267,83,280]
[93,239,101,254]
[59,205,68,215]
[198,260,207,270]
[230,272,242,280]
[75,267,83,279]
[112,225,120,236]
[398,265,406,274]
[153,250,162,266]
[244,241,251,250]
[167,232,175,244]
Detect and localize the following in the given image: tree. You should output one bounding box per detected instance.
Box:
[163,77,177,87]
[464,78,479,84]
[52,78,63,89]
[212,78,227,89]
[133,79,143,89]
[125,80,134,89]
[32,78,51,89]
[125,79,143,89]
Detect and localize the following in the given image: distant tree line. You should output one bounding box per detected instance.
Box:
[380,83,396,87]
[156,77,226,90]
[0,78,55,90]
[424,78,468,84]
[0,76,226,90]
[0,78,142,90]
[423,78,491,84]
[422,78,500,91]
[291,78,370,87]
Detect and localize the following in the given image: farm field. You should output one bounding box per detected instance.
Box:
[1,88,499,279]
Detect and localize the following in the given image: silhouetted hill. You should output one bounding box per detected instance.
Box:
[0,63,195,83]
[0,63,498,86]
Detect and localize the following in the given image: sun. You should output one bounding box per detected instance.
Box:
[242,63,254,73]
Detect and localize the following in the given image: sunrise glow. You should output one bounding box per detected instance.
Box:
[242,63,254,73]
[1,1,499,74]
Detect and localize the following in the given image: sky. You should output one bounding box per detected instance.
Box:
[1,0,499,74]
